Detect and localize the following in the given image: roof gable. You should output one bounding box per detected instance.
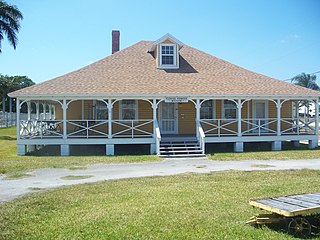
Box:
[150,33,184,52]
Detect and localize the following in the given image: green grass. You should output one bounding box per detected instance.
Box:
[206,142,320,161]
[0,127,159,175]
[60,175,94,180]
[1,170,320,239]
[4,172,34,180]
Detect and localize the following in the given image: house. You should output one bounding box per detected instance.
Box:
[9,31,320,157]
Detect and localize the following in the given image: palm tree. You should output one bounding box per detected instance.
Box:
[291,73,319,119]
[291,73,319,91]
[0,0,23,52]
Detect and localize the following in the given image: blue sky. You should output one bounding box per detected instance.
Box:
[1,0,319,84]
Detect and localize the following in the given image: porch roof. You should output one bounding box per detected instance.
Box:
[10,40,320,98]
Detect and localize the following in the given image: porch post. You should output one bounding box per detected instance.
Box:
[16,98,26,155]
[9,97,12,127]
[234,99,243,152]
[152,99,157,137]
[106,98,114,156]
[36,102,40,120]
[196,99,201,138]
[276,99,281,136]
[315,98,319,135]
[237,99,242,137]
[53,105,56,119]
[61,99,69,156]
[27,101,31,121]
[272,99,282,151]
[108,99,113,139]
[48,104,52,120]
[62,99,67,140]
[16,99,20,141]
[42,103,46,120]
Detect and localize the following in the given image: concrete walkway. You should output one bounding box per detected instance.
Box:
[1,157,320,203]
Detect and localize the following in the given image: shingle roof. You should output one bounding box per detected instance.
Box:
[10,40,320,97]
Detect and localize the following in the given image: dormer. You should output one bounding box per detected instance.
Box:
[150,33,184,69]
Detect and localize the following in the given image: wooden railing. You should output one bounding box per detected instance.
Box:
[200,118,317,137]
[112,119,154,138]
[20,120,63,139]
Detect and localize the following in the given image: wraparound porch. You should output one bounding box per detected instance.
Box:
[15,97,319,156]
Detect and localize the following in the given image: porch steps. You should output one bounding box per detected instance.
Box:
[159,139,204,157]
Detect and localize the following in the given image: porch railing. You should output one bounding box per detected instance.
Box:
[112,119,154,138]
[200,118,317,137]
[67,120,108,138]
[20,120,63,139]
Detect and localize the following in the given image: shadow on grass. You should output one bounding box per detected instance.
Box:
[0,136,17,141]
[206,141,318,156]
[27,144,151,156]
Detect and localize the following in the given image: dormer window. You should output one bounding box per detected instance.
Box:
[161,44,175,65]
[150,33,184,70]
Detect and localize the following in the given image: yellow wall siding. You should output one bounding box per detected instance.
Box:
[178,102,196,134]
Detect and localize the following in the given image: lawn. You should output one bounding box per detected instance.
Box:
[0,127,159,175]
[1,170,320,239]
[1,127,320,175]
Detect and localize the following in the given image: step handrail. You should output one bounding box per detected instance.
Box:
[155,120,161,155]
[198,124,205,154]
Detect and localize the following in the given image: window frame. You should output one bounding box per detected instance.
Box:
[159,43,177,69]
[222,100,237,120]
[95,100,108,120]
[200,100,216,119]
[119,100,138,120]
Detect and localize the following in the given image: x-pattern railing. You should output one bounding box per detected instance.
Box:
[112,119,153,138]
[200,119,237,136]
[241,118,277,136]
[280,118,316,135]
[20,120,63,139]
[67,120,108,138]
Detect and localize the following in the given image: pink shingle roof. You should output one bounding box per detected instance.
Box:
[10,40,320,97]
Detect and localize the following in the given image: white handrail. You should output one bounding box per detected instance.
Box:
[155,120,161,155]
[198,124,205,154]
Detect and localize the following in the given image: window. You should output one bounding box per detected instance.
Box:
[200,100,215,119]
[160,44,175,66]
[120,100,137,120]
[223,100,237,119]
[95,101,108,120]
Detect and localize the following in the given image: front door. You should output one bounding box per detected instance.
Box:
[159,102,178,134]
[253,101,268,132]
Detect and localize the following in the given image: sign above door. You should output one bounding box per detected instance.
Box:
[165,97,188,103]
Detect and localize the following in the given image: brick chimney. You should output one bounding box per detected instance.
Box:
[112,30,120,54]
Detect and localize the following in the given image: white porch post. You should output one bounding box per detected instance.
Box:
[108,99,113,139]
[276,99,281,136]
[234,99,243,152]
[196,99,201,138]
[16,98,26,155]
[36,102,40,120]
[42,103,46,120]
[309,98,319,149]
[16,99,20,141]
[27,101,31,121]
[315,98,319,135]
[48,104,52,120]
[150,99,158,154]
[106,99,114,156]
[272,99,282,151]
[60,99,70,156]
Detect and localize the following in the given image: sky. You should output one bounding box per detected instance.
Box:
[1,0,320,85]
